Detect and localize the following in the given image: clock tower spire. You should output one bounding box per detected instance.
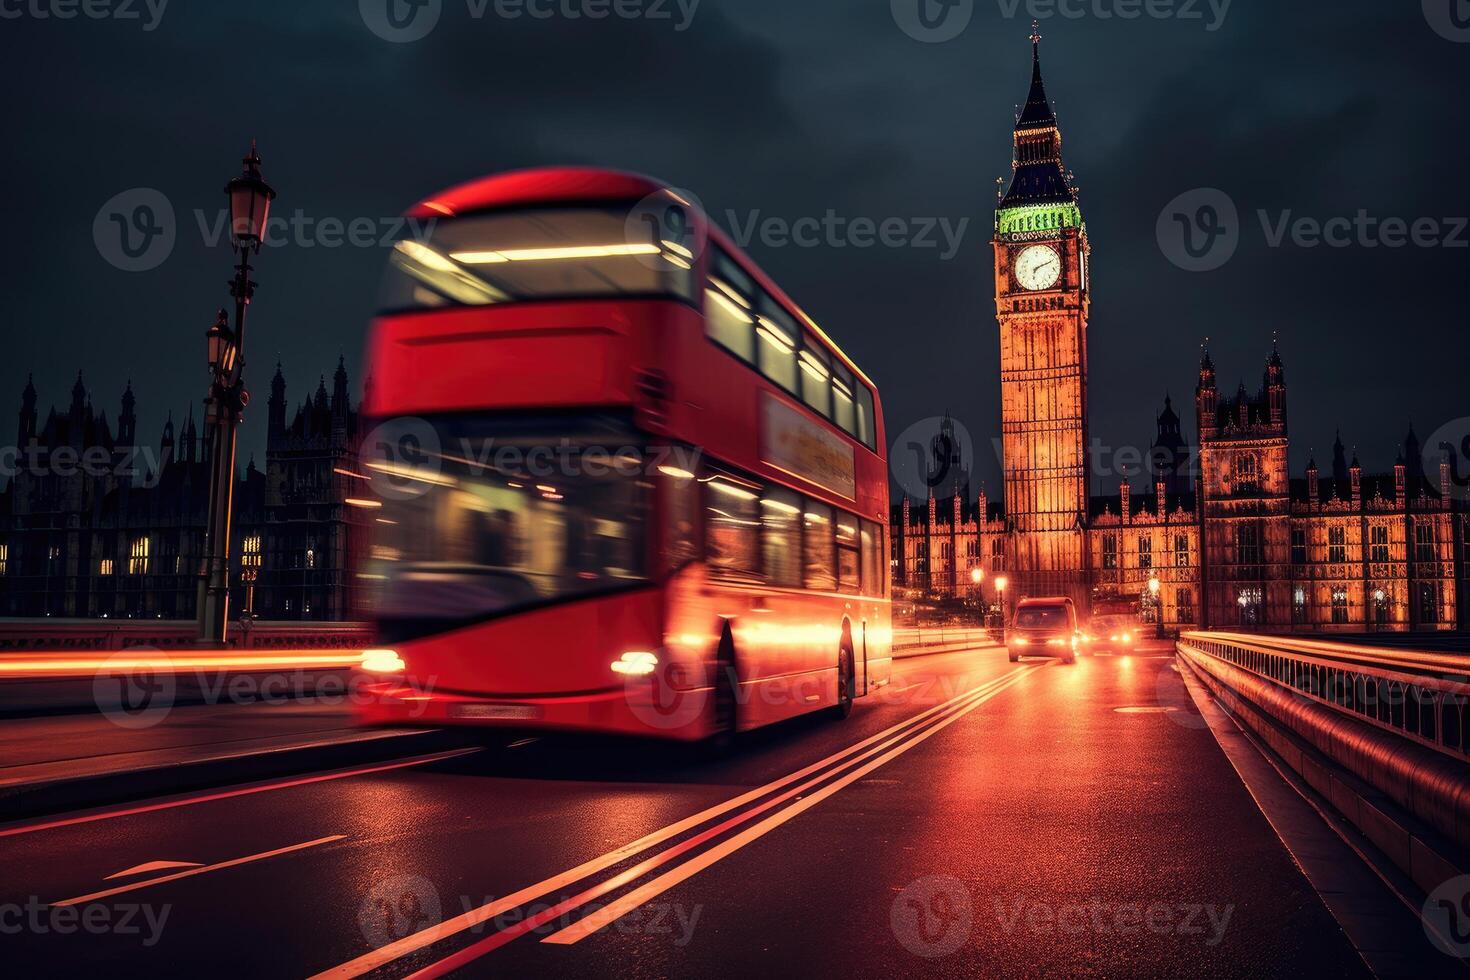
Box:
[993,26,1092,608]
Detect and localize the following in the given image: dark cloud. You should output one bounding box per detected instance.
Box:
[0,1,1465,493]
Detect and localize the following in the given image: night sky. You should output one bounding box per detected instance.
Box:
[1,1,1466,495]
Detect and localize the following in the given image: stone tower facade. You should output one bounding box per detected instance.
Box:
[992,27,1093,607]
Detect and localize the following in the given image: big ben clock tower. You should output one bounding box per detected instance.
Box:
[994,25,1092,606]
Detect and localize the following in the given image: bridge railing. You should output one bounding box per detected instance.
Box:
[1177,630,1470,897]
[1181,631,1470,761]
[892,626,996,655]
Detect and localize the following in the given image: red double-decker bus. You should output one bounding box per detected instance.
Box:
[354,168,891,741]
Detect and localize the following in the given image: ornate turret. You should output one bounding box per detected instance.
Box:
[268,363,287,442]
[17,372,37,447]
[1265,340,1286,426]
[117,381,136,447]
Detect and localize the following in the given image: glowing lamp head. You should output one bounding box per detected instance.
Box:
[360,648,406,674]
[611,651,658,677]
[971,567,984,585]
[206,309,237,375]
[226,141,276,248]
[1148,576,1161,596]
[995,576,1009,593]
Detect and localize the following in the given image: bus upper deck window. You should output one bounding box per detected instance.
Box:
[832,364,856,435]
[755,300,799,395]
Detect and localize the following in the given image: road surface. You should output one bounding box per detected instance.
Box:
[2,644,1423,978]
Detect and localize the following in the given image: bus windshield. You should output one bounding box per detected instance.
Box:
[380,206,696,312]
[364,414,652,640]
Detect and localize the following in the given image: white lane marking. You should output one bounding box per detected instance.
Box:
[542,666,1037,944]
[104,860,205,880]
[53,835,346,907]
[308,666,1025,980]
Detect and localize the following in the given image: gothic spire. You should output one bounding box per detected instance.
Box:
[1000,24,1073,208]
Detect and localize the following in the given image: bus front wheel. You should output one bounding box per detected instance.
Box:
[830,645,855,720]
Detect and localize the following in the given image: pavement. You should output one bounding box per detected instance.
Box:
[0,643,1455,978]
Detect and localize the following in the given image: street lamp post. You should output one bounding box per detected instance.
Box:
[199,143,275,645]
[995,575,1010,636]
[1148,575,1163,640]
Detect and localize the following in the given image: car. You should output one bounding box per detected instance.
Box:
[1007,597,1082,665]
[1088,615,1140,654]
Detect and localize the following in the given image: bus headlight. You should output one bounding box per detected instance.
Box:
[611,651,658,676]
[361,648,406,674]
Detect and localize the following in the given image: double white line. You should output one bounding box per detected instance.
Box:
[313,664,1040,979]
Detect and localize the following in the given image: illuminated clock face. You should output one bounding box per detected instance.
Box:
[1014,244,1061,291]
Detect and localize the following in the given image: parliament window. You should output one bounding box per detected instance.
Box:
[1235,523,1262,566]
[129,536,150,575]
[1416,524,1436,562]
[1138,537,1153,570]
[1291,529,1307,565]
[1331,588,1349,624]
[1174,534,1190,567]
[1370,525,1389,564]
[1328,526,1346,565]
[1102,533,1118,570]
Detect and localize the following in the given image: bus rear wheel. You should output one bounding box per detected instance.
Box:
[830,645,855,720]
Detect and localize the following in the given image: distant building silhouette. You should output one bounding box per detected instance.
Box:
[0,362,366,621]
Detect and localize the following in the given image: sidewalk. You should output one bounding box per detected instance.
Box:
[0,701,451,822]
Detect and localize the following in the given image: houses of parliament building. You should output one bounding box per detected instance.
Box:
[0,362,368,622]
[892,32,1469,634]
